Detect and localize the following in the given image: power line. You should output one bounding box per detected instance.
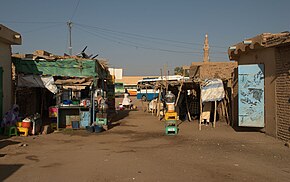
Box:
[75,25,228,60]
[70,0,81,21]
[75,24,227,55]
[75,26,201,54]
[76,23,197,50]
[74,22,228,49]
[0,20,64,24]
[75,24,199,53]
[21,23,64,34]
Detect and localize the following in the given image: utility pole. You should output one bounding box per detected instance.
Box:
[67,21,73,55]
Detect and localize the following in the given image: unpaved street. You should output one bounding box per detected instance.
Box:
[1,98,289,182]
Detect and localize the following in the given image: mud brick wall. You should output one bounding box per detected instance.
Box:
[189,62,237,81]
[200,62,237,80]
[276,46,290,142]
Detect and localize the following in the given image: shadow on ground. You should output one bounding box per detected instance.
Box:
[0,164,24,181]
[109,110,130,129]
[232,125,265,133]
[0,138,21,150]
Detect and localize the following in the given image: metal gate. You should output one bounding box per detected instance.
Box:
[0,67,3,120]
[238,64,264,127]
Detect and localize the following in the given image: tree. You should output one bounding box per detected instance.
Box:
[174,67,183,75]
[174,67,189,76]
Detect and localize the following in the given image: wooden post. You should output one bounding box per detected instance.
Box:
[184,84,192,122]
[157,88,161,118]
[40,89,44,121]
[175,83,183,107]
[213,100,217,128]
[224,91,230,125]
[199,84,202,131]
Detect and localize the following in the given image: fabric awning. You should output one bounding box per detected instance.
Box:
[201,79,225,102]
[18,74,58,94]
[54,78,93,90]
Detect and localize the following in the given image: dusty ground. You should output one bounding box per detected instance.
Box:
[0,98,289,182]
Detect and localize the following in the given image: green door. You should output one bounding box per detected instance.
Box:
[0,67,3,120]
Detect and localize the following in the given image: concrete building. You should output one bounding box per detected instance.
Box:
[228,32,290,142]
[0,24,21,119]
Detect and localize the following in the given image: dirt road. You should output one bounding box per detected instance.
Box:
[1,98,289,181]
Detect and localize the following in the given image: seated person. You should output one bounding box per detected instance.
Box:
[122,93,133,109]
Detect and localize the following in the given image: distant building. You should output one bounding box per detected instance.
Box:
[190,34,237,81]
[116,75,159,86]
[189,34,238,127]
[109,68,123,80]
[228,32,290,142]
[0,24,21,119]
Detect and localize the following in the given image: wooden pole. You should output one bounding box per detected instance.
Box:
[199,84,202,131]
[185,88,192,122]
[213,100,217,128]
[152,88,156,115]
[175,83,183,107]
[157,89,161,118]
[224,90,230,124]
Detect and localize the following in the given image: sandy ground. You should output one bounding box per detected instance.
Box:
[0,98,289,182]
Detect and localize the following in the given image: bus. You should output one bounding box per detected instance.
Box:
[124,84,137,96]
[136,75,189,101]
[114,82,125,97]
[137,78,160,101]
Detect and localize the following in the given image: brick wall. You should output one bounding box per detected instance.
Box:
[276,46,290,142]
[189,62,237,80]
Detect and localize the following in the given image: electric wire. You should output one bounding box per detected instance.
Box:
[75,24,227,55]
[0,20,227,58]
[75,26,205,54]
[75,25,228,61]
[70,0,81,21]
[0,20,64,24]
[74,22,227,49]
[75,23,198,50]
[21,23,64,34]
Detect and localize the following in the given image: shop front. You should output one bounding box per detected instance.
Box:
[12,56,113,132]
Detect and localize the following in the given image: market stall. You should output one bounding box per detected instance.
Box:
[12,52,113,132]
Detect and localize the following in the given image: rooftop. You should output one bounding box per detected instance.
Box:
[228,32,290,60]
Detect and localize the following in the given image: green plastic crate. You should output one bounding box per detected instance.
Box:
[165,125,178,135]
[96,118,107,126]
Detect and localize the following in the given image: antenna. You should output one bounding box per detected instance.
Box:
[67,21,73,55]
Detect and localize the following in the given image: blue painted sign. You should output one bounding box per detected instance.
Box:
[80,111,90,128]
[238,64,264,127]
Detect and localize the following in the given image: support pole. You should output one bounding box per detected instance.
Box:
[213,100,217,128]
[185,87,192,122]
[199,84,202,131]
[67,21,73,56]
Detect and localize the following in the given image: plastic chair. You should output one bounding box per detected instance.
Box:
[17,127,29,136]
[4,126,18,137]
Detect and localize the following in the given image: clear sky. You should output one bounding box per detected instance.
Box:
[1,0,290,75]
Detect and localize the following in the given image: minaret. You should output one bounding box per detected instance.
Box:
[203,34,209,63]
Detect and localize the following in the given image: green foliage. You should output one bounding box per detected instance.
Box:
[174,67,189,76]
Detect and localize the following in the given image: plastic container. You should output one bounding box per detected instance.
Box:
[99,99,108,113]
[16,122,22,127]
[94,125,103,133]
[165,91,176,112]
[71,121,79,129]
[72,100,80,105]
[86,126,94,133]
[22,122,31,128]
[49,107,58,118]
